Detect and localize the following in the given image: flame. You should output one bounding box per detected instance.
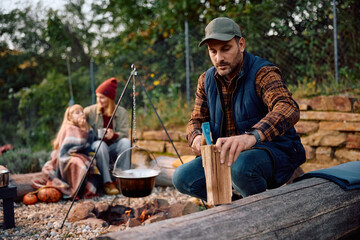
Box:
[139,210,146,222]
[124,209,152,223]
[125,210,132,217]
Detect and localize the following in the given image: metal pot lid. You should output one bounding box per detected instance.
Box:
[113,169,159,179]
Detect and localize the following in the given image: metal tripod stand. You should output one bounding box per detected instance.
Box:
[60,64,184,228]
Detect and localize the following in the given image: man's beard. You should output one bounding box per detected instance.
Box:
[216,61,233,77]
[216,49,242,78]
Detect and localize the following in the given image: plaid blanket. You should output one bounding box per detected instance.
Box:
[33,124,98,199]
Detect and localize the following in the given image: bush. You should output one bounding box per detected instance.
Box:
[136,93,191,131]
[0,148,50,174]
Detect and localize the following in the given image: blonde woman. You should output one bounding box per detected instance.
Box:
[84,78,130,195]
[34,104,119,198]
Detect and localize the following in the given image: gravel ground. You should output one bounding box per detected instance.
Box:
[0,186,191,240]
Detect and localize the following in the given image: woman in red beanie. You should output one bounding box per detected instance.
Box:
[84,77,131,195]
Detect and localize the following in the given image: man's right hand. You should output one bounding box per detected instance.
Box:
[191,135,202,155]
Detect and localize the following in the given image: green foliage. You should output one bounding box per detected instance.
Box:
[135,81,191,131]
[0,148,50,174]
[14,71,68,150]
[290,62,360,98]
[93,0,209,93]
[0,1,97,149]
[289,78,317,99]
[13,66,97,150]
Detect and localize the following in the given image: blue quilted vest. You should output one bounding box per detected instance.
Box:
[204,51,306,185]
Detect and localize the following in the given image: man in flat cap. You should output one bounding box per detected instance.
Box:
[173,17,305,200]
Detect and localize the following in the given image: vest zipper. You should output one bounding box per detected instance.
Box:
[214,79,224,138]
[231,75,240,135]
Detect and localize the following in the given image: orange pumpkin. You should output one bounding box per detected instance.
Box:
[37,187,62,203]
[23,192,38,205]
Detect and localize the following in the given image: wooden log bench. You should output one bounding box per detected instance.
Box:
[97,177,360,240]
[9,172,42,201]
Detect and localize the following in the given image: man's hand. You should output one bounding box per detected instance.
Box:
[191,135,202,155]
[215,134,257,166]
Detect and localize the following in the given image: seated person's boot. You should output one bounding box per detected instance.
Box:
[104,182,120,195]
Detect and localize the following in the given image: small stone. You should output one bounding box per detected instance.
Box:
[303,145,316,160]
[182,201,200,215]
[315,146,333,162]
[73,218,108,228]
[27,212,42,220]
[294,121,319,135]
[107,225,124,232]
[166,203,185,218]
[53,222,61,229]
[335,148,360,161]
[68,202,95,222]
[346,134,360,149]
[144,212,167,224]
[126,218,141,228]
[309,95,352,112]
[152,198,170,208]
[94,202,110,218]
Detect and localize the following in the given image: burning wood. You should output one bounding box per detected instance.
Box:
[125,209,132,217]
[139,210,147,222]
[67,198,200,228]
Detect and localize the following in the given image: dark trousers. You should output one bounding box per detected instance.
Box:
[173,149,278,200]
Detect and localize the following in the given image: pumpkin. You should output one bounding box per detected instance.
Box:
[37,187,62,203]
[23,192,38,205]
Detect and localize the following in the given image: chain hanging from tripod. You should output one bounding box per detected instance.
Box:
[132,68,137,144]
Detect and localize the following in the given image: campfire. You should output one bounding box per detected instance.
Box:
[67,197,200,228]
[102,201,164,226]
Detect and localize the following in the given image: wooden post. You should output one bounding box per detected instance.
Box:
[0,185,17,229]
[201,145,232,206]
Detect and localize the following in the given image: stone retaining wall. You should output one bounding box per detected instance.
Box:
[295,95,360,171]
[133,95,360,171]
[132,130,192,157]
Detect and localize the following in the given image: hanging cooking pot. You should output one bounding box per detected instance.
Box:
[112,145,160,198]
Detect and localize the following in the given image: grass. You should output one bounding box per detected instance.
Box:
[289,78,360,99]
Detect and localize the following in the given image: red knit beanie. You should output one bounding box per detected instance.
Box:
[96,77,118,100]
